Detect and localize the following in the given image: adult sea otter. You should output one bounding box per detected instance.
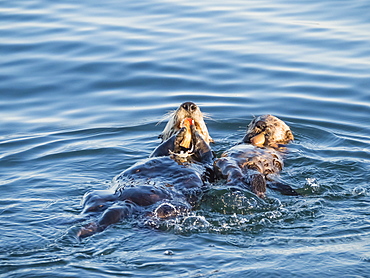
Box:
[77,102,213,238]
[158,101,213,145]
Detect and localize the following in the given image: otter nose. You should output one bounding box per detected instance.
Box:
[182,102,197,112]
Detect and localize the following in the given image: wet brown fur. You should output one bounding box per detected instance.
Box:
[159,102,213,144]
[77,102,213,238]
[215,115,295,197]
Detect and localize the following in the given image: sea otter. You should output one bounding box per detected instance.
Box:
[215,115,298,198]
[77,102,213,238]
[158,101,213,144]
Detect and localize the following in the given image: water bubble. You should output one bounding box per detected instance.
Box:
[164,250,174,255]
[176,215,211,233]
[182,215,210,228]
[259,218,272,226]
[264,210,283,220]
[144,219,159,228]
[352,186,366,196]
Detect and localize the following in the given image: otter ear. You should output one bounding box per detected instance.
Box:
[285,130,294,142]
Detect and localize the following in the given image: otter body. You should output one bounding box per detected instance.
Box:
[219,144,283,178]
[77,102,213,238]
[78,156,207,238]
[113,156,206,206]
[215,115,297,197]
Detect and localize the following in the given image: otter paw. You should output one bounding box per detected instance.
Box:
[250,174,266,198]
[77,222,99,239]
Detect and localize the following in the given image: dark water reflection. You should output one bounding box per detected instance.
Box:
[1,0,370,277]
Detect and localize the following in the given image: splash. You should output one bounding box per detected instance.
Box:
[305,178,320,193]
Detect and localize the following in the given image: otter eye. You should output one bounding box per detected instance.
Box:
[255,121,266,130]
[88,204,105,212]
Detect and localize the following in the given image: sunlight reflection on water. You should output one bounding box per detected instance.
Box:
[1,0,370,277]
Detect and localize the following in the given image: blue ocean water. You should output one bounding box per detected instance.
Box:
[1,0,370,277]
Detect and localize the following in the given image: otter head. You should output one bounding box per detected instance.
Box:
[242,115,294,148]
[159,102,213,144]
[81,190,118,215]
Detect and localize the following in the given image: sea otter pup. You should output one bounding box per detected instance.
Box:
[215,115,297,198]
[77,102,213,238]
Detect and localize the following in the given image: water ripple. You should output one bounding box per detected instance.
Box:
[1,0,370,277]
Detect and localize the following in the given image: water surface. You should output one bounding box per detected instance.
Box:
[1,0,370,277]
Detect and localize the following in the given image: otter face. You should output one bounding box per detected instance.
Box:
[159,102,213,144]
[243,115,294,148]
[81,190,118,214]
